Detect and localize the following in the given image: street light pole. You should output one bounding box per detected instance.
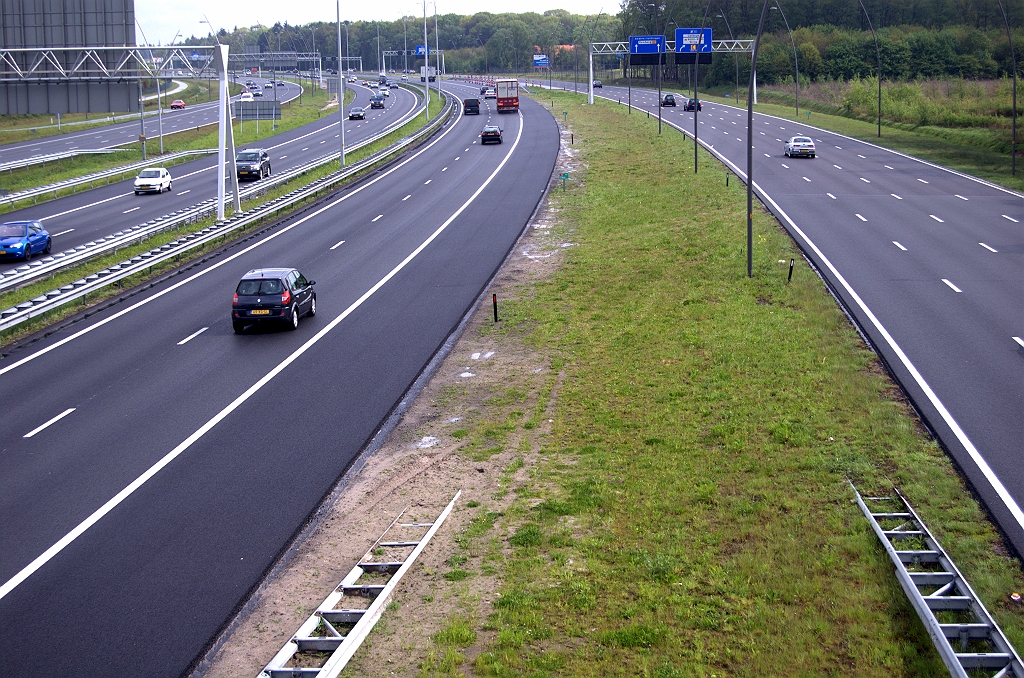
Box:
[856,0,882,137]
[716,12,739,103]
[423,0,430,119]
[747,0,772,278]
[771,3,799,117]
[996,0,1018,176]
[694,0,715,171]
[338,0,345,168]
[404,17,408,75]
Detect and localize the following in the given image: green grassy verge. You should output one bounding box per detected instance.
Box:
[0,87,441,349]
[0,86,355,209]
[457,90,1023,676]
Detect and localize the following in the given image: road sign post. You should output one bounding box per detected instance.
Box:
[676,27,713,171]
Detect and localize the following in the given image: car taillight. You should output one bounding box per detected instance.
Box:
[281,290,291,305]
[232,292,239,305]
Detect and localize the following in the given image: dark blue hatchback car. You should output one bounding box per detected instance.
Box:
[0,220,51,260]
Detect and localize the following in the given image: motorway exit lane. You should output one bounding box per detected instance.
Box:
[0,80,303,165]
[0,83,558,676]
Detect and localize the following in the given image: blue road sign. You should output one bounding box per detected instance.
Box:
[191,53,201,60]
[675,27,712,53]
[629,35,666,54]
[415,45,431,56]
[533,54,550,68]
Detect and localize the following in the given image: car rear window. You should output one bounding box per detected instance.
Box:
[794,137,813,143]
[465,99,479,105]
[0,223,26,237]
[237,278,284,295]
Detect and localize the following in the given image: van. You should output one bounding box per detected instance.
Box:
[463,98,480,114]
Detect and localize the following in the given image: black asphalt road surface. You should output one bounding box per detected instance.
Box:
[0,81,557,676]
[544,78,1024,556]
[0,83,420,274]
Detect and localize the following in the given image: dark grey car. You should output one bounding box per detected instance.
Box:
[232,268,316,333]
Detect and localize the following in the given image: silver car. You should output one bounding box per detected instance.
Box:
[784,136,816,158]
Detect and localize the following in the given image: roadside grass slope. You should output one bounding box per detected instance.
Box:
[457,90,1023,677]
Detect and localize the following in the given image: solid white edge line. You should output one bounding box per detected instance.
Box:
[942,279,963,292]
[608,95,1024,539]
[23,407,76,438]
[176,327,208,345]
[0,96,525,603]
[0,90,466,380]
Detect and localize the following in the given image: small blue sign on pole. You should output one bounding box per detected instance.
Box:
[674,28,712,53]
[533,54,550,68]
[414,45,431,56]
[629,35,666,54]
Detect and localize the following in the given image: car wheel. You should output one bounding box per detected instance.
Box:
[307,293,316,317]
[44,238,51,254]
[267,165,272,176]
[167,182,172,192]
[288,304,299,330]
[23,246,31,262]
[135,191,140,195]
[232,320,246,334]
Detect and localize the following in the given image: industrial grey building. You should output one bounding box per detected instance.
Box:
[0,0,138,115]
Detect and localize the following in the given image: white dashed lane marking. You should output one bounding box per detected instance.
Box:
[371,214,383,222]
[930,215,944,223]
[24,408,76,438]
[177,327,209,345]
[856,214,867,221]
[893,241,907,250]
[942,279,962,293]
[979,243,998,252]
[330,239,346,250]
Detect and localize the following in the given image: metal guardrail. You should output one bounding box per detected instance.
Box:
[0,148,134,173]
[0,87,453,333]
[1,148,216,207]
[0,86,430,296]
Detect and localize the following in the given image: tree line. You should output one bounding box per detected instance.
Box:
[181,0,1022,82]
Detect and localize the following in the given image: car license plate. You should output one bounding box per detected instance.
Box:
[250,309,270,315]
[0,250,6,255]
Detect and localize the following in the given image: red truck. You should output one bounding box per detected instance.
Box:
[495,78,519,113]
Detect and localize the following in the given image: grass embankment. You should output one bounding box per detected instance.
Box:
[424,90,1024,676]
[0,85,354,208]
[0,87,441,349]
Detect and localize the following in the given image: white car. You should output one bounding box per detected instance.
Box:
[401,74,409,81]
[784,136,816,158]
[380,87,390,97]
[134,167,172,195]
[239,92,254,102]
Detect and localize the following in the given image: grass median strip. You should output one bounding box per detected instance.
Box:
[0,89,443,349]
[437,90,1023,676]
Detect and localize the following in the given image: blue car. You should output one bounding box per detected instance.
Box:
[0,220,51,261]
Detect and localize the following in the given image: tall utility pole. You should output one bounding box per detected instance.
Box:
[337,0,345,167]
[771,3,799,116]
[434,2,441,99]
[423,0,430,119]
[404,17,408,74]
[377,22,382,74]
[747,0,772,277]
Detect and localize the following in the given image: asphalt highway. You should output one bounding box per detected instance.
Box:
[0,78,303,166]
[0,80,557,676]
[546,78,1024,555]
[0,83,420,274]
